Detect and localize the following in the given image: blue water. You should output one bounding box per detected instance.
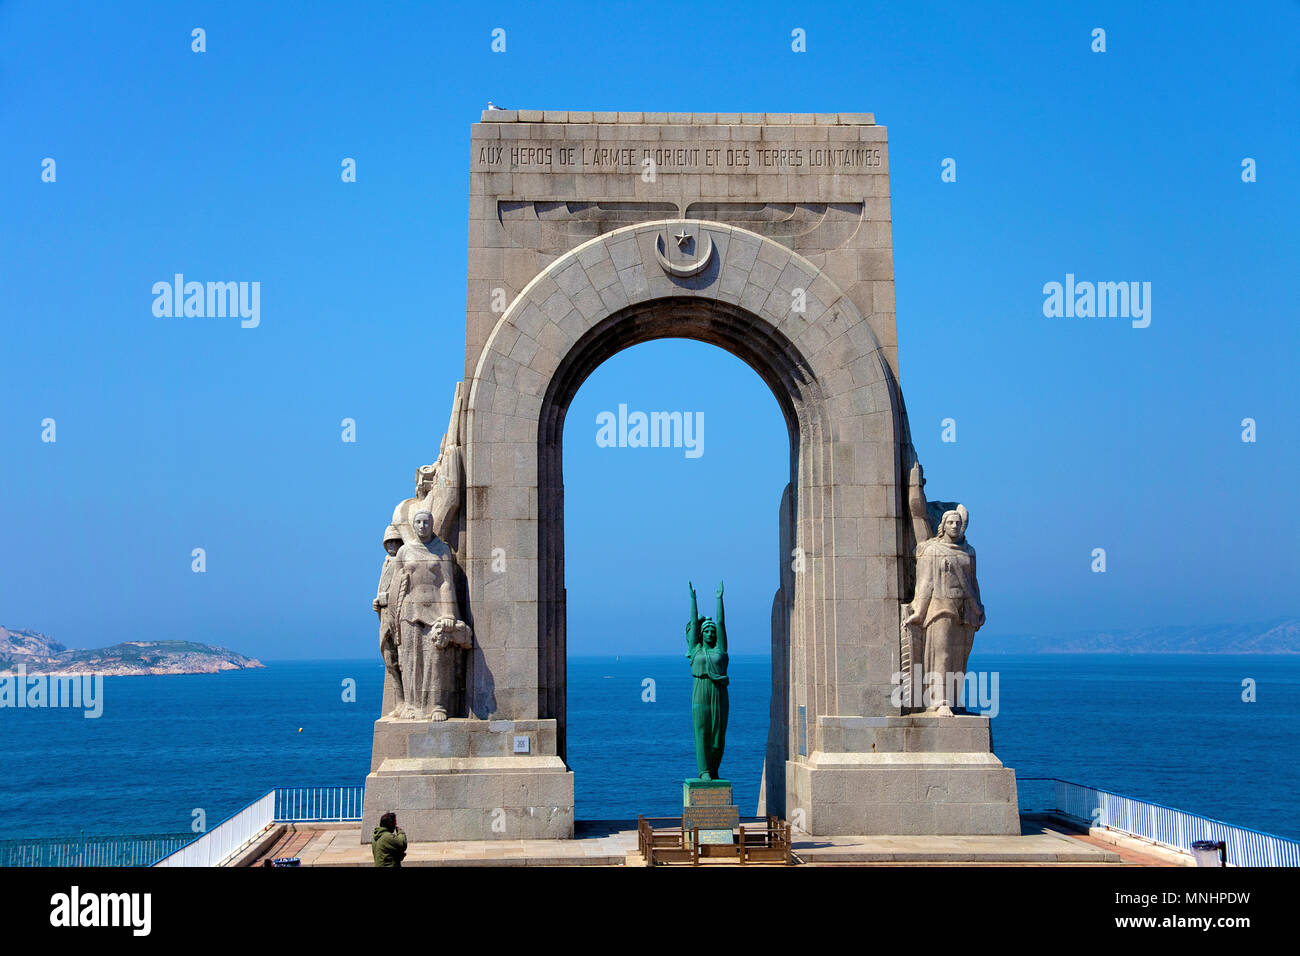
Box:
[0,654,1296,839]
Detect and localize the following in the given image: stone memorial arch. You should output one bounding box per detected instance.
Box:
[362,111,1018,842]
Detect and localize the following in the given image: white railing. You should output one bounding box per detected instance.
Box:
[1021,777,1300,867]
[275,785,365,823]
[1,833,192,867]
[151,786,366,867]
[153,791,276,868]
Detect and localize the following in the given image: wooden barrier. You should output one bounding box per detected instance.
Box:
[637,814,791,866]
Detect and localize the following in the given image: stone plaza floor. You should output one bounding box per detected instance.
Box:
[241,818,1189,867]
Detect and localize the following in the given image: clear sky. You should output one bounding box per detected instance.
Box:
[2,1,1296,658]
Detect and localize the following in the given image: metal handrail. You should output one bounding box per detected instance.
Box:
[273,785,366,822]
[0,832,192,867]
[1019,776,1300,867]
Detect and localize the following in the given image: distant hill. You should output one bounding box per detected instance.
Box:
[978,618,1300,654]
[0,626,264,675]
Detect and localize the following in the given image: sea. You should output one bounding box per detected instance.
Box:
[1,653,1297,841]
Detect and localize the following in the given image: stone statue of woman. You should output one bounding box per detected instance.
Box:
[686,580,729,780]
[903,503,985,716]
[391,509,473,720]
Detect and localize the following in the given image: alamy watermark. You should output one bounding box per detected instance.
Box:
[0,664,103,718]
[50,886,150,936]
[1042,274,1150,328]
[890,667,1000,718]
[152,274,260,328]
[596,404,704,459]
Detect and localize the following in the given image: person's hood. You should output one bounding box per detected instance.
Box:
[373,826,391,841]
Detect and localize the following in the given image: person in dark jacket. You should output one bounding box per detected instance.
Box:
[372,812,408,867]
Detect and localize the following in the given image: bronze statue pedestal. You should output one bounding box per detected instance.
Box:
[683,779,739,845]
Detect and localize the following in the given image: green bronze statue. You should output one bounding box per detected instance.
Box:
[686,580,729,780]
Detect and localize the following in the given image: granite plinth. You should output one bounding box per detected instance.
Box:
[361,718,574,843]
[368,716,557,771]
[787,715,1019,836]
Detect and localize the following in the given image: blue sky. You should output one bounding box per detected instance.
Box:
[2,1,1297,658]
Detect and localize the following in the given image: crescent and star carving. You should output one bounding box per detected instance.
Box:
[655,228,715,277]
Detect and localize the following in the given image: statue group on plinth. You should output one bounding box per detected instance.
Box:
[373,392,472,721]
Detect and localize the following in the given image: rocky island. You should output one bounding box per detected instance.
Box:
[0,626,264,676]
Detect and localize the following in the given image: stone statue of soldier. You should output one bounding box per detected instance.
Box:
[392,444,463,550]
[391,509,473,720]
[374,524,405,717]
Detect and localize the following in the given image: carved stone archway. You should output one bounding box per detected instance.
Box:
[462,219,906,823]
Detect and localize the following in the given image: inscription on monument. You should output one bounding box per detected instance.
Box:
[688,788,733,807]
[683,805,740,831]
[475,143,883,173]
